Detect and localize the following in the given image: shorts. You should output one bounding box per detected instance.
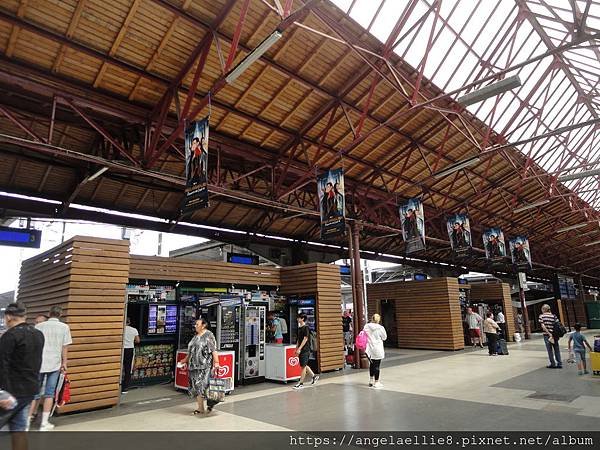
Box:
[574,350,586,364]
[35,370,61,400]
[469,328,481,338]
[299,351,310,368]
[344,331,353,346]
[275,338,283,344]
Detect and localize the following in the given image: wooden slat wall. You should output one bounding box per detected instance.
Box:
[280,264,344,372]
[470,282,516,341]
[19,236,130,414]
[560,298,588,327]
[367,278,464,351]
[129,255,281,286]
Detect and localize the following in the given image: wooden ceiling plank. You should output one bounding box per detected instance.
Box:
[6,0,29,58]
[52,0,88,73]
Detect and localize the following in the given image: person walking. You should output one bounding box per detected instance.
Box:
[516,310,524,335]
[179,318,220,415]
[30,306,72,431]
[121,317,140,394]
[0,303,44,447]
[364,314,387,388]
[483,312,501,356]
[342,310,353,350]
[568,323,592,376]
[539,304,562,369]
[465,307,484,348]
[293,313,319,390]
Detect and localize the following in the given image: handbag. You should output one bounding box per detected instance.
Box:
[206,377,226,404]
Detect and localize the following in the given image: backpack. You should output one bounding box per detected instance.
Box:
[309,330,318,352]
[355,330,368,350]
[553,316,567,338]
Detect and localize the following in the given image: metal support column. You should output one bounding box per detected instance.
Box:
[350,221,367,369]
[519,286,530,339]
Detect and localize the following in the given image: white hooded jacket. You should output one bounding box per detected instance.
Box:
[363,322,387,360]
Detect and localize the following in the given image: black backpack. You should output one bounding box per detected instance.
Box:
[553,315,567,338]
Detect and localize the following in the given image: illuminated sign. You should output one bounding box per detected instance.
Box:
[227,253,259,265]
[0,226,41,248]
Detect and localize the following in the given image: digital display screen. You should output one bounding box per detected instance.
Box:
[0,226,42,248]
[339,265,352,275]
[288,297,316,306]
[227,253,259,265]
[147,304,177,335]
[414,273,427,281]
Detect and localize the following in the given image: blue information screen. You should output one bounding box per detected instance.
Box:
[0,227,42,248]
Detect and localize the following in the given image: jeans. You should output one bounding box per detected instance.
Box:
[34,370,61,400]
[122,348,134,392]
[544,335,562,367]
[0,396,33,432]
[486,333,498,355]
[369,359,381,381]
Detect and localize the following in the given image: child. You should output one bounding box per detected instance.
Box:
[568,323,592,375]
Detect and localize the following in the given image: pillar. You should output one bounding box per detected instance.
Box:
[518,282,531,339]
[349,222,367,369]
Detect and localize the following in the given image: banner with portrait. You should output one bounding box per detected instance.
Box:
[317,168,345,239]
[182,117,209,213]
[399,198,426,254]
[509,236,532,269]
[482,227,506,260]
[446,213,472,254]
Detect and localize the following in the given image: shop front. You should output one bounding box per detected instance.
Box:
[17,236,344,414]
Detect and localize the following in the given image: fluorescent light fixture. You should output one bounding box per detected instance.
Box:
[555,223,588,233]
[457,75,521,106]
[513,199,550,213]
[558,168,600,182]
[584,239,600,247]
[88,166,109,182]
[225,30,282,84]
[433,156,480,179]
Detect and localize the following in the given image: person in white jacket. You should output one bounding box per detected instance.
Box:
[363,314,387,388]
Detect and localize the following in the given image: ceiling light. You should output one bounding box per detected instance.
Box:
[225,30,282,84]
[555,223,588,233]
[513,199,550,213]
[558,168,600,182]
[457,75,521,106]
[433,156,480,179]
[87,166,109,182]
[584,239,600,247]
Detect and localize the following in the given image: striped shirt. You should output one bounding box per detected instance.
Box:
[539,312,556,336]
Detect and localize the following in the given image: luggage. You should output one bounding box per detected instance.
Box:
[594,336,600,353]
[591,352,600,376]
[496,338,509,355]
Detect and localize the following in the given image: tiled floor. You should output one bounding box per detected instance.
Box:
[50,332,600,431]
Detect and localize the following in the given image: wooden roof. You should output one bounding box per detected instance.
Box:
[0,0,598,284]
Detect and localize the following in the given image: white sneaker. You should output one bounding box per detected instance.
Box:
[373,382,383,389]
[39,422,55,431]
[293,383,304,390]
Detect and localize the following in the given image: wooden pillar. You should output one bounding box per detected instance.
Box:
[349,222,367,368]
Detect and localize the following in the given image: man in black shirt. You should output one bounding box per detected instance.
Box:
[293,313,319,390]
[0,303,44,441]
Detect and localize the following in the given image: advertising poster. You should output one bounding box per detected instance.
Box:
[285,346,302,379]
[182,117,209,213]
[509,236,532,269]
[317,168,345,239]
[447,213,472,253]
[483,227,506,260]
[399,198,426,254]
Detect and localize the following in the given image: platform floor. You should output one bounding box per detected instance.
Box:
[48,332,600,431]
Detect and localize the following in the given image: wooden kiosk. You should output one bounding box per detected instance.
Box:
[18,236,344,413]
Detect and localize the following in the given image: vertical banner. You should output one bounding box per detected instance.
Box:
[447,213,472,254]
[182,117,209,213]
[482,227,506,260]
[317,168,345,239]
[399,198,426,254]
[509,236,532,269]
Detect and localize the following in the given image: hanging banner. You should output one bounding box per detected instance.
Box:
[182,117,209,213]
[482,227,506,260]
[317,168,345,239]
[509,236,532,269]
[399,198,426,254]
[447,213,472,254]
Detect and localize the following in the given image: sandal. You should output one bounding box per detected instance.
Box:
[193,409,205,415]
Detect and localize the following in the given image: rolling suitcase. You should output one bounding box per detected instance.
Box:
[591,352,600,376]
[496,338,509,355]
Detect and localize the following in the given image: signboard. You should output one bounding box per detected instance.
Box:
[0,226,42,248]
[482,227,506,260]
[317,168,345,239]
[174,350,234,392]
[227,253,259,265]
[509,236,532,269]
[447,213,472,254]
[182,117,210,213]
[285,346,302,379]
[399,198,426,254]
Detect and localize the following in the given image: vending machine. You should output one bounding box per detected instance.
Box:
[240,305,266,383]
[287,296,316,345]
